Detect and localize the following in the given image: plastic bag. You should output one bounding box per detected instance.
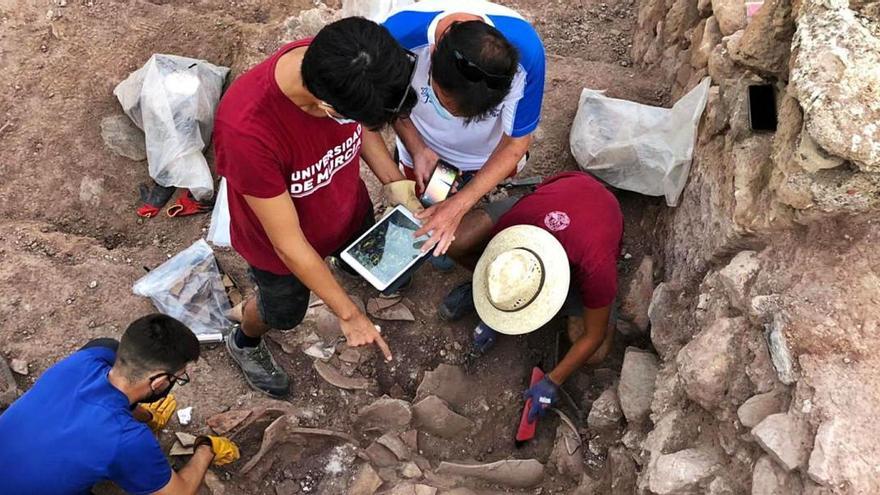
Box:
[132,239,232,343]
[342,0,414,20]
[569,78,711,206]
[114,54,230,201]
[206,177,231,247]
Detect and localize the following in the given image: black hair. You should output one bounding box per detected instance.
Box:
[432,21,519,122]
[302,17,417,130]
[116,314,199,380]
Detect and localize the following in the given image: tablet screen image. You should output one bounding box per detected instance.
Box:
[341,206,429,290]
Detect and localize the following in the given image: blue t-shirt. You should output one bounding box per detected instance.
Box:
[382,0,546,171]
[0,347,172,495]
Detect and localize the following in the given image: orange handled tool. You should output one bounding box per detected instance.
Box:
[514,366,545,448]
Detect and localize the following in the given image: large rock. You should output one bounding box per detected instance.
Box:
[618,347,660,423]
[751,413,812,471]
[712,0,747,35]
[435,459,544,488]
[790,1,880,172]
[717,251,760,312]
[619,256,654,332]
[692,17,724,70]
[350,463,383,495]
[737,391,786,428]
[648,448,720,494]
[751,455,804,494]
[676,317,744,410]
[608,447,638,495]
[764,315,798,385]
[642,410,691,456]
[551,424,585,478]
[411,395,473,439]
[587,387,623,430]
[415,364,471,409]
[100,114,146,161]
[357,396,412,432]
[807,417,874,488]
[728,0,795,79]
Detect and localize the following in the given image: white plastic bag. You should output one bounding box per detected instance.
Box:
[569,78,711,206]
[206,177,231,247]
[114,54,230,201]
[342,0,414,20]
[132,239,231,343]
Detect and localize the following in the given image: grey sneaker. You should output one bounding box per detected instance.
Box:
[226,332,290,397]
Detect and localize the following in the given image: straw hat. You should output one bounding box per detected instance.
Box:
[473,225,571,335]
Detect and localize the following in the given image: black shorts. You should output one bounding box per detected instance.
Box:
[249,207,374,330]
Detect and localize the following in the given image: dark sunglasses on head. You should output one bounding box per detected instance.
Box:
[452,49,512,90]
[387,49,418,116]
[149,371,190,386]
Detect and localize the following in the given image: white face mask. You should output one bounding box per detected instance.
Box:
[320,102,356,125]
[424,80,454,121]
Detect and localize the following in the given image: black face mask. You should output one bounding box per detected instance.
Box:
[137,373,178,405]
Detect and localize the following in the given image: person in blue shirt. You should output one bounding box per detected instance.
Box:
[0,314,240,495]
[382,0,546,258]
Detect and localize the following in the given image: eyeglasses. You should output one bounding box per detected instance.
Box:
[149,371,190,386]
[386,49,418,116]
[452,49,512,90]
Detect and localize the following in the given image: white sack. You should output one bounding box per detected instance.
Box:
[570,78,711,206]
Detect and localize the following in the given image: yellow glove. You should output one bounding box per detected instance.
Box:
[143,394,176,432]
[383,180,424,214]
[196,436,240,466]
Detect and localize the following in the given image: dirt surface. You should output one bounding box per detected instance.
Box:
[0,0,668,493]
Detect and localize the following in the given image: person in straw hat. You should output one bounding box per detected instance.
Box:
[441,171,623,420]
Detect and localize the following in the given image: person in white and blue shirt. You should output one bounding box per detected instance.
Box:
[382,0,546,258]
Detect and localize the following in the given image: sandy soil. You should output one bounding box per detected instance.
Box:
[0,0,668,493]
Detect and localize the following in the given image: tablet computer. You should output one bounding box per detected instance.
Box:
[340,205,430,291]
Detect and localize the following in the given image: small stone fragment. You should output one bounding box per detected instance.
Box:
[314,360,374,390]
[377,432,411,461]
[618,347,659,423]
[412,395,473,439]
[9,359,28,376]
[751,413,811,471]
[357,396,412,432]
[367,297,415,321]
[0,356,20,409]
[203,471,226,495]
[717,251,760,311]
[169,441,194,456]
[648,448,719,494]
[435,459,545,488]
[807,417,843,486]
[176,406,193,426]
[587,386,623,430]
[364,441,398,468]
[551,423,585,478]
[737,392,786,428]
[415,364,472,408]
[764,315,798,385]
[608,447,637,495]
[400,462,423,479]
[207,409,252,435]
[174,432,197,447]
[349,463,383,495]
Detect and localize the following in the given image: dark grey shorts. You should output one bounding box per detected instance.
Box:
[249,208,374,330]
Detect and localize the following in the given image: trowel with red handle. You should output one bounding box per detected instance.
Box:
[514,366,545,448]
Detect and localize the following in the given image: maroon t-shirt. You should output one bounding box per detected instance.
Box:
[214,39,371,275]
[493,172,623,309]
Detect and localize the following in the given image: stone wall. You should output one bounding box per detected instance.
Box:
[586,0,880,493]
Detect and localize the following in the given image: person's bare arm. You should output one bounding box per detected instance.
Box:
[150,444,213,495]
[547,305,611,385]
[361,129,406,185]
[393,118,439,193]
[243,193,392,360]
[415,133,532,256]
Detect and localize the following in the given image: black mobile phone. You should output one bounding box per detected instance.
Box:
[420,160,460,207]
[748,84,777,132]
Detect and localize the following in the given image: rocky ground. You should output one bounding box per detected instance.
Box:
[0,0,672,494]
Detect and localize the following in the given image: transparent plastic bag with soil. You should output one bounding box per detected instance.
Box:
[569,78,711,206]
[132,239,232,342]
[114,54,230,201]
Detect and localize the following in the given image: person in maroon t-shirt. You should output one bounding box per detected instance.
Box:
[441,171,623,420]
[214,18,423,397]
